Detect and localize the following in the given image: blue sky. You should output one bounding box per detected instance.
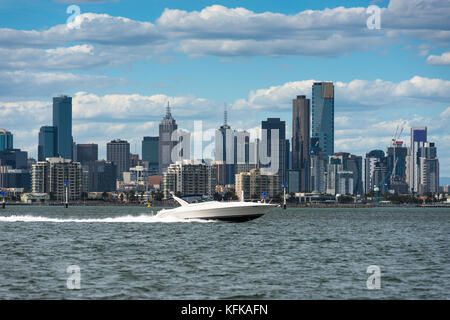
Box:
[0,0,449,177]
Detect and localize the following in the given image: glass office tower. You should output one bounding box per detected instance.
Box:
[261,118,287,184]
[142,136,159,172]
[0,129,13,152]
[292,95,310,191]
[312,82,334,159]
[38,126,56,161]
[53,95,72,159]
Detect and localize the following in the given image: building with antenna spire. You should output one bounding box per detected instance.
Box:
[158,101,178,174]
[214,105,235,185]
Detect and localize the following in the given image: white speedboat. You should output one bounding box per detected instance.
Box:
[155,194,275,222]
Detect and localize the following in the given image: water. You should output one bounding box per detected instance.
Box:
[0,206,448,299]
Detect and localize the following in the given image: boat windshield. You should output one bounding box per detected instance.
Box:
[180,195,214,203]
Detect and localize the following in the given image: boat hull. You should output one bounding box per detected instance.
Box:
[156,203,274,222]
[199,213,264,222]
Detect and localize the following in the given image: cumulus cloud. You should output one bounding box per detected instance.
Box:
[426,52,450,66]
[0,0,449,64]
[230,76,450,113]
[0,13,161,48]
[71,92,218,121]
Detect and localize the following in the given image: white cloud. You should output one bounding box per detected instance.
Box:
[0,71,126,99]
[230,76,450,113]
[426,52,450,66]
[0,1,449,64]
[71,92,218,121]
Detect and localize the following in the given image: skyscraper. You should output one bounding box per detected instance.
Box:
[407,126,428,193]
[364,149,386,194]
[327,152,363,195]
[261,118,287,183]
[292,95,310,191]
[53,95,72,159]
[0,129,13,152]
[0,149,27,169]
[387,140,408,194]
[142,136,159,173]
[418,142,439,194]
[312,82,334,158]
[159,102,178,174]
[86,160,117,192]
[76,144,98,164]
[38,126,56,161]
[107,139,130,181]
[310,137,326,194]
[215,108,236,185]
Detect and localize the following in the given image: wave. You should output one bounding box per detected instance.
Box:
[0,214,213,224]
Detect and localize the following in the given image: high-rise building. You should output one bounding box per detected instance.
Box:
[407,126,428,193]
[326,156,352,195]
[387,141,408,194]
[215,109,236,185]
[292,95,310,191]
[130,154,142,168]
[287,170,301,193]
[76,144,98,164]
[364,150,386,194]
[159,102,178,174]
[142,136,159,173]
[38,126,56,161]
[0,166,31,190]
[27,157,36,171]
[261,118,287,184]
[72,140,77,162]
[161,160,217,199]
[312,82,334,158]
[82,160,117,192]
[31,161,49,194]
[344,153,363,195]
[0,149,27,169]
[234,130,255,177]
[418,142,439,194]
[235,168,280,201]
[0,129,13,152]
[31,158,83,201]
[52,95,72,159]
[107,139,130,181]
[310,137,326,194]
[327,152,362,195]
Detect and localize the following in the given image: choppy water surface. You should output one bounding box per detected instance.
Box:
[0,206,448,299]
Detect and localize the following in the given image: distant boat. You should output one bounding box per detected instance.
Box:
[155,194,275,222]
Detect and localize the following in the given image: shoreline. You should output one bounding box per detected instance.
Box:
[2,202,449,208]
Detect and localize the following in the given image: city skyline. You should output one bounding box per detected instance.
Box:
[0,0,448,179]
[1,89,448,184]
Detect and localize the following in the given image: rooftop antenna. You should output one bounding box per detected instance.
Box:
[224,103,228,126]
[166,101,171,117]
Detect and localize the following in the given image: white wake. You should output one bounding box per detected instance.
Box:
[0,214,213,223]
